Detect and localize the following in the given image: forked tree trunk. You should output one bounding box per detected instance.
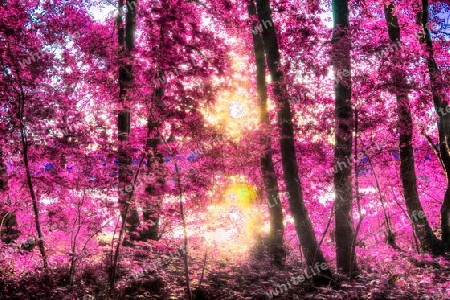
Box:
[331,0,356,276]
[384,3,442,254]
[418,0,450,251]
[256,0,332,281]
[248,0,285,267]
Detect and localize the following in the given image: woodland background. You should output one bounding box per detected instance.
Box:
[1,0,450,299]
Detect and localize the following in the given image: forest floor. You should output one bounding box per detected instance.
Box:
[1,248,450,300]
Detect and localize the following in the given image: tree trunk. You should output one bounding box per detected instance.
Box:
[117,0,139,241]
[110,0,138,290]
[141,134,163,241]
[17,83,47,270]
[441,186,450,250]
[248,0,285,267]
[256,0,332,281]
[141,22,166,242]
[0,148,19,243]
[418,0,450,251]
[68,193,83,287]
[331,0,356,276]
[384,3,442,254]
[365,149,402,251]
[174,162,192,300]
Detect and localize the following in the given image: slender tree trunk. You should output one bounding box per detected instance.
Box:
[384,3,442,254]
[332,0,356,276]
[248,0,285,267]
[174,162,192,300]
[441,187,450,250]
[0,148,19,243]
[418,0,450,251]
[352,110,363,276]
[110,153,145,291]
[365,146,402,251]
[256,0,332,282]
[68,191,84,287]
[17,83,48,270]
[158,131,192,300]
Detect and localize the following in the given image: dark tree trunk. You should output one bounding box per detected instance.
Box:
[141,134,164,241]
[419,0,450,251]
[0,148,19,243]
[140,23,167,242]
[256,0,332,281]
[331,0,356,276]
[111,0,138,290]
[248,0,285,267]
[442,186,450,250]
[384,3,442,254]
[141,206,159,241]
[117,0,139,241]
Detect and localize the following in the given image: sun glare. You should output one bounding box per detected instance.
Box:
[201,56,258,140]
[203,179,262,258]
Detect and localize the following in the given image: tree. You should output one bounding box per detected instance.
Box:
[332,0,356,276]
[384,2,442,254]
[111,0,138,289]
[141,19,166,243]
[418,0,450,251]
[17,77,48,270]
[141,134,164,241]
[256,0,332,281]
[248,0,285,267]
[119,0,139,241]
